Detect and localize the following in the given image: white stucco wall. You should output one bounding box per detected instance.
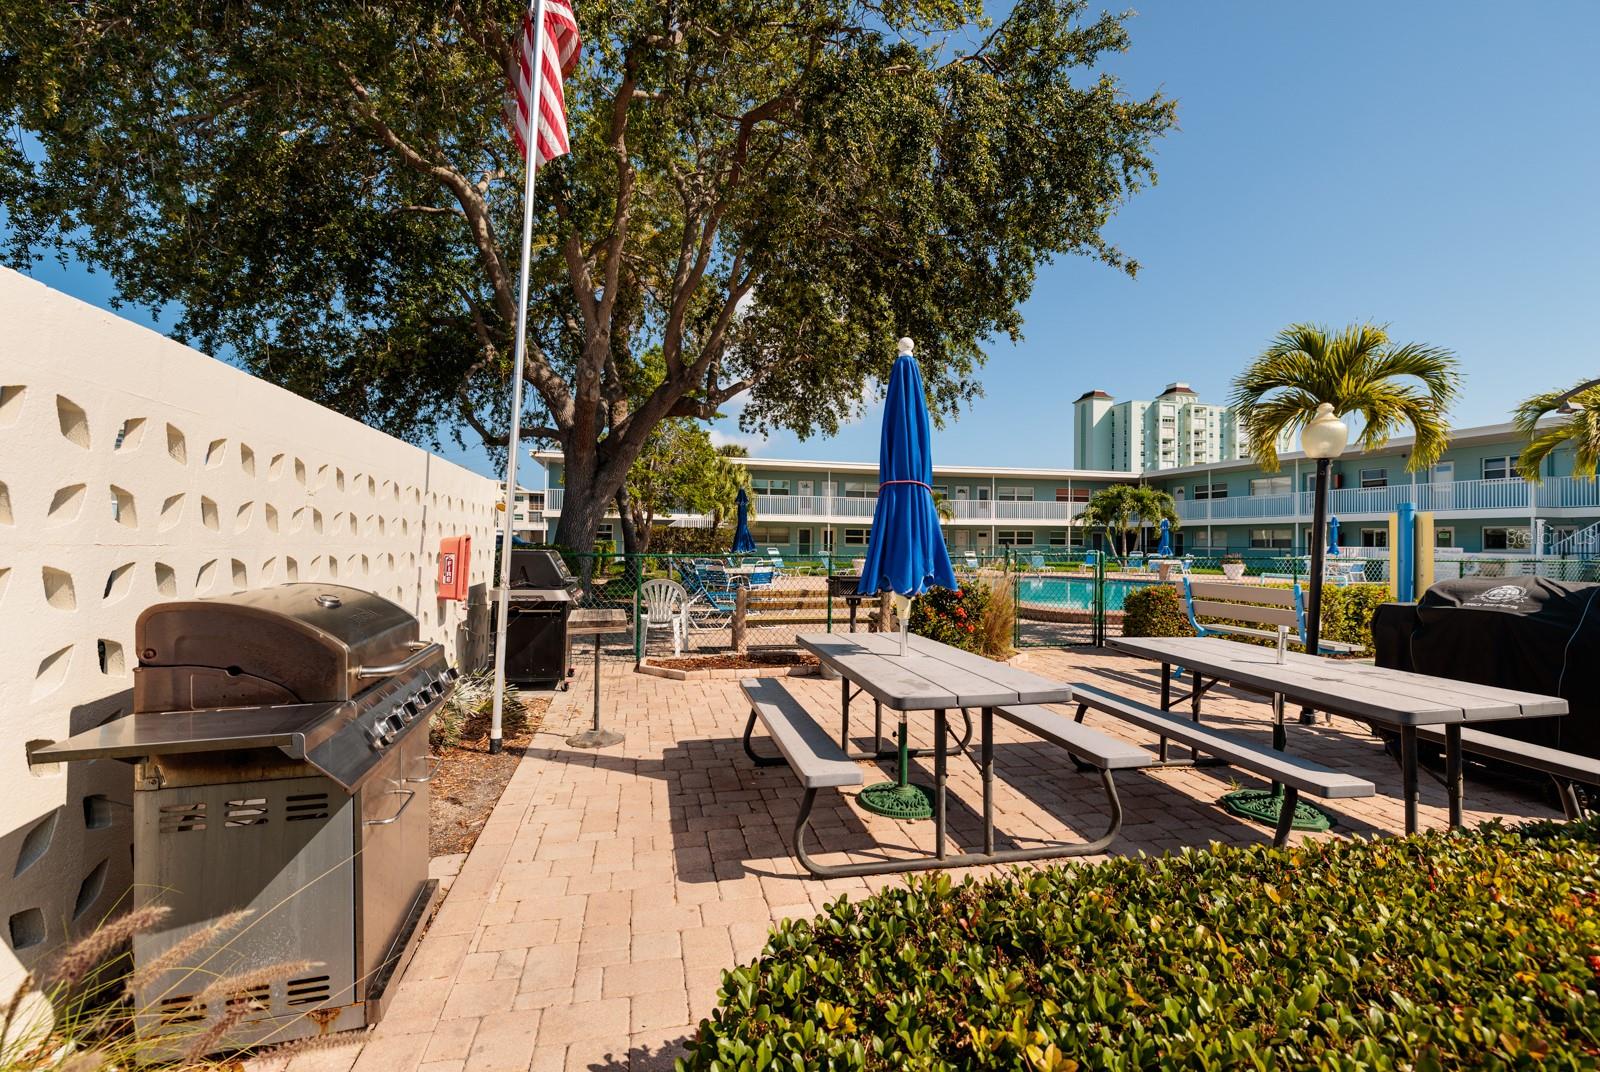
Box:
[0,268,500,993]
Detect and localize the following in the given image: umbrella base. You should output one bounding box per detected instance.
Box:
[1219,788,1332,832]
[567,729,624,749]
[857,781,935,820]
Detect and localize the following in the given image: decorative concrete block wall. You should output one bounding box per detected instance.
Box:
[0,268,501,994]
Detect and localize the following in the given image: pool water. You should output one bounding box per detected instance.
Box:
[1015,576,1157,612]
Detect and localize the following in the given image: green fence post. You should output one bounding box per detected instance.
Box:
[1012,569,1021,650]
[825,553,834,633]
[632,554,642,662]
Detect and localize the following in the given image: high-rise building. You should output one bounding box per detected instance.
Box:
[1073,383,1249,472]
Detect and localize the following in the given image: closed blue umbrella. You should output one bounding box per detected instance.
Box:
[731,488,756,554]
[854,337,956,820]
[1327,515,1341,556]
[855,338,958,632]
[1157,517,1173,558]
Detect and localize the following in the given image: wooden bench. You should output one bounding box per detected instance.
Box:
[1181,578,1362,656]
[1416,725,1600,819]
[740,678,864,877]
[1070,683,1376,845]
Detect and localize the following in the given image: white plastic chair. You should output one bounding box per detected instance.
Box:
[638,578,688,655]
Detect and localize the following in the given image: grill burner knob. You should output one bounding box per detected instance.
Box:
[400,700,420,722]
[315,593,343,609]
[365,723,388,750]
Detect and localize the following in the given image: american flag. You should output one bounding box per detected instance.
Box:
[506,0,583,166]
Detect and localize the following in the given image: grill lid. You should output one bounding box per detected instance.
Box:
[135,585,419,707]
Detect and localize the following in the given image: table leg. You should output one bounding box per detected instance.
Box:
[1445,724,1464,830]
[1270,692,1286,797]
[593,631,602,731]
[934,710,947,860]
[1400,726,1419,835]
[1158,664,1172,762]
[982,707,994,855]
[840,674,850,753]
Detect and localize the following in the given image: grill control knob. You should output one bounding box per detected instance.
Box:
[445,667,461,682]
[365,723,387,750]
[400,700,420,722]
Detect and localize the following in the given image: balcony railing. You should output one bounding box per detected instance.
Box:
[1174,476,1600,523]
[546,477,1597,523]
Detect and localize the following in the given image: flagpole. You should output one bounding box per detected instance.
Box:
[490,0,549,755]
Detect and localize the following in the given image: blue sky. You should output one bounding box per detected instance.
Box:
[13,2,1600,483]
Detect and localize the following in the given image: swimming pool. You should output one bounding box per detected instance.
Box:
[1015,575,1158,612]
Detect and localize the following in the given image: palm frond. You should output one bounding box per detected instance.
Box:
[1231,321,1459,472]
[1515,384,1600,482]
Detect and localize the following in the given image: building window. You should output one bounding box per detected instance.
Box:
[996,530,1031,546]
[1048,530,1070,546]
[1483,526,1531,551]
[1435,527,1455,548]
[1361,528,1389,548]
[1359,468,1388,489]
[843,528,870,546]
[1482,456,1521,481]
[1249,476,1291,496]
[841,480,873,498]
[596,523,614,544]
[822,529,835,550]
[997,486,1035,502]
[751,525,789,544]
[1249,528,1293,549]
[753,478,790,496]
[1054,488,1090,503]
[1193,483,1229,500]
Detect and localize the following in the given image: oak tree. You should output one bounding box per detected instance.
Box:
[0,0,1175,548]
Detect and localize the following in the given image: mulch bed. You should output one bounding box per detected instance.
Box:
[428,695,550,858]
[649,651,820,672]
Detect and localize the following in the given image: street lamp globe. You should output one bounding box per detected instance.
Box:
[1302,403,1349,460]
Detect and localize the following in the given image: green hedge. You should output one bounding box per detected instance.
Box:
[682,821,1600,1070]
[1121,582,1390,653]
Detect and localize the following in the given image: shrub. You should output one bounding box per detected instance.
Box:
[909,585,990,653]
[432,669,523,750]
[1121,583,1190,637]
[681,821,1600,1071]
[1119,581,1391,654]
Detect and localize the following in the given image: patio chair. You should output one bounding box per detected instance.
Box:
[963,550,980,570]
[1030,552,1046,571]
[638,578,688,655]
[680,563,738,640]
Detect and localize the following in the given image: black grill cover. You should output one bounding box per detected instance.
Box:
[1375,579,1600,757]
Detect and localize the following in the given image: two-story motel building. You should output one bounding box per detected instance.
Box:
[531,418,1600,557]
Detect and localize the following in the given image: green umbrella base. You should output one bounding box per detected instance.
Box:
[858,781,936,820]
[1220,788,1333,833]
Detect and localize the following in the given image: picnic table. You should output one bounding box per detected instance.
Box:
[795,631,1100,872]
[1110,635,1569,833]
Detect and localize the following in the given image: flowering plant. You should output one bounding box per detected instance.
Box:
[908,584,991,653]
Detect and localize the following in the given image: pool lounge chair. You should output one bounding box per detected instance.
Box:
[679,563,738,644]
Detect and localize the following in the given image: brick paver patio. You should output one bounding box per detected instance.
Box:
[257,640,1562,1072]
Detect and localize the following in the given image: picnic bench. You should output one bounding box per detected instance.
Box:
[1110,635,1569,833]
[1181,577,1362,655]
[1067,683,1375,845]
[1415,725,1600,820]
[745,634,1179,877]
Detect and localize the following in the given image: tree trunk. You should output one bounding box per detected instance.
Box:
[551,439,630,552]
[615,488,640,558]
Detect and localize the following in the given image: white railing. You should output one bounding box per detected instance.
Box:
[546,474,1598,525]
[1177,476,1600,524]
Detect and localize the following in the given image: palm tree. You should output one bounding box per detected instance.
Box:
[931,491,956,523]
[1512,378,1600,483]
[1230,323,1460,473]
[1082,485,1178,559]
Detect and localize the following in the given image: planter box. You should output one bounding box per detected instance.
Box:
[637,657,820,682]
[1222,562,1247,580]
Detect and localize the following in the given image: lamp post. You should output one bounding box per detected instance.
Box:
[1300,403,1349,709]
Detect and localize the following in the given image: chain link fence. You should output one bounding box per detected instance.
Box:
[538,547,1597,658]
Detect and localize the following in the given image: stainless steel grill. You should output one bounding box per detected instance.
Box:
[29,584,456,1053]
[502,549,582,686]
